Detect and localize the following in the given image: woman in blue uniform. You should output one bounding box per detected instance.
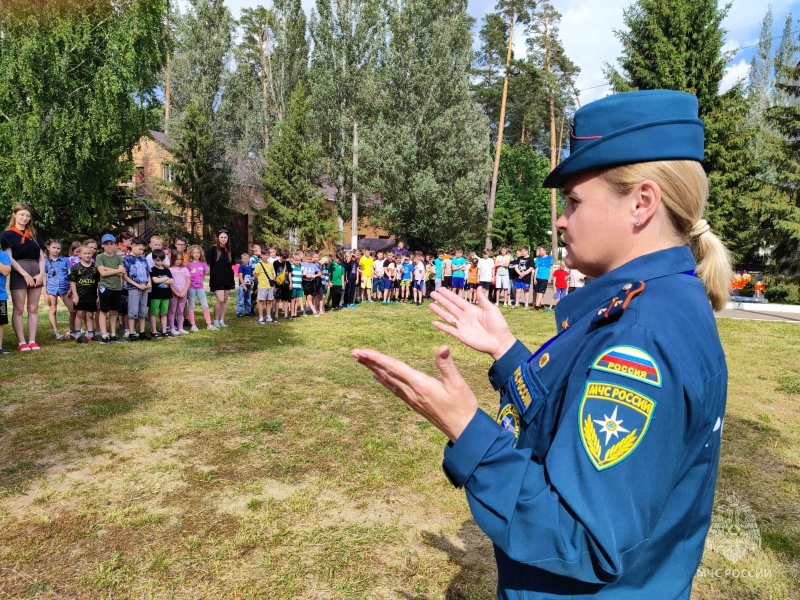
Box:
[353,90,731,599]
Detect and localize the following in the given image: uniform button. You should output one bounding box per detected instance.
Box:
[597,309,605,315]
[623,283,633,291]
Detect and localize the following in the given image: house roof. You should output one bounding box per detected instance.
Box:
[342,238,396,252]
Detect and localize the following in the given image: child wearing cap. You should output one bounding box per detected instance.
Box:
[95,234,126,343]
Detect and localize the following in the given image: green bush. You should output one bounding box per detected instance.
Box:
[764,276,800,305]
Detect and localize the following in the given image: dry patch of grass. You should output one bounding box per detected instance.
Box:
[0,302,798,598]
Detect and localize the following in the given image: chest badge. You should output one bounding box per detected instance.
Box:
[538,353,550,368]
[578,381,656,471]
[560,318,570,331]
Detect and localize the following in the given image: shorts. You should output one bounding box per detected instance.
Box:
[360,276,372,290]
[534,278,549,294]
[413,280,423,291]
[302,281,316,296]
[98,288,122,313]
[383,277,393,290]
[75,300,96,313]
[514,280,530,291]
[553,288,567,300]
[479,281,492,289]
[401,280,411,288]
[257,287,275,301]
[291,288,304,299]
[0,299,8,325]
[127,287,149,319]
[465,282,476,290]
[443,276,452,288]
[495,273,509,289]
[451,277,465,289]
[373,278,385,293]
[10,259,42,290]
[150,298,169,316]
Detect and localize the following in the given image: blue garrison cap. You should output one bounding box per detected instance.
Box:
[543,90,705,188]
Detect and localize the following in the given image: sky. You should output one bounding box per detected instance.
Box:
[222,0,800,106]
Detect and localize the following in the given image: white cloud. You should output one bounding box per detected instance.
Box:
[720,58,751,93]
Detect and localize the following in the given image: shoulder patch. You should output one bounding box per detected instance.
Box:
[497,403,520,443]
[591,281,645,325]
[578,381,656,471]
[592,345,662,387]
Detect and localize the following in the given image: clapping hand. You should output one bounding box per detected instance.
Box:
[429,287,516,361]
[352,346,478,443]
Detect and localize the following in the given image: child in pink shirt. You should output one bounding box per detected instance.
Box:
[186,245,215,330]
[168,250,191,335]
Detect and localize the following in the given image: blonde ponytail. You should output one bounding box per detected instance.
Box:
[602,161,732,311]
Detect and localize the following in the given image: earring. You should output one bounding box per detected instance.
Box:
[634,220,641,227]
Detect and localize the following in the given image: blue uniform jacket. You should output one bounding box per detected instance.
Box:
[442,246,727,599]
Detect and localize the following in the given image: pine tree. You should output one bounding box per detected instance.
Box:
[490,182,527,249]
[362,0,491,250]
[256,84,337,249]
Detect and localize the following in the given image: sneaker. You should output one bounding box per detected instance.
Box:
[191,325,199,332]
[258,319,265,325]
[171,329,180,336]
[151,332,162,339]
[0,348,9,356]
[76,335,89,344]
[219,321,228,328]
[28,342,41,350]
[126,333,139,342]
[108,336,120,344]
[265,316,273,323]
[207,324,218,331]
[236,313,243,318]
[178,329,190,335]
[99,336,111,344]
[139,331,153,341]
[54,332,65,341]
[313,313,320,317]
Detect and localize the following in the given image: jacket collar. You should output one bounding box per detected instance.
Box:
[555,246,697,331]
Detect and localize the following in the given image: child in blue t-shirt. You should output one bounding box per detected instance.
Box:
[236,252,254,317]
[0,249,11,354]
[450,248,468,298]
[401,256,414,301]
[43,239,74,340]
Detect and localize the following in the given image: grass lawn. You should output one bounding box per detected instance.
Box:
[0,299,798,599]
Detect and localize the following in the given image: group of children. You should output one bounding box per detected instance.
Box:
[0,234,585,353]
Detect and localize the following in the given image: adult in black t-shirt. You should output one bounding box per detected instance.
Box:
[0,204,46,350]
[205,229,234,328]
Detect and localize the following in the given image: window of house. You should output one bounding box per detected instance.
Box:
[135,166,145,183]
[162,163,173,182]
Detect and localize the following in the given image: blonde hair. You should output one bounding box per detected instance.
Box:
[187,244,206,263]
[601,160,732,311]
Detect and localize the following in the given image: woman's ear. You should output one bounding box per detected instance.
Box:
[632,179,662,227]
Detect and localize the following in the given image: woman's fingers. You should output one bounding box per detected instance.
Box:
[429,302,458,325]
[430,289,470,316]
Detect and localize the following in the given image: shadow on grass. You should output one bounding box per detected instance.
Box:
[395,521,497,600]
[717,414,800,562]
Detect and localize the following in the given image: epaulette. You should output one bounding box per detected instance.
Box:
[590,281,645,326]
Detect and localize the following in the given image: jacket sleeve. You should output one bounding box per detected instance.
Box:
[442,327,691,584]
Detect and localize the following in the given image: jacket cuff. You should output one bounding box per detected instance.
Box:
[488,339,531,390]
[442,409,501,488]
